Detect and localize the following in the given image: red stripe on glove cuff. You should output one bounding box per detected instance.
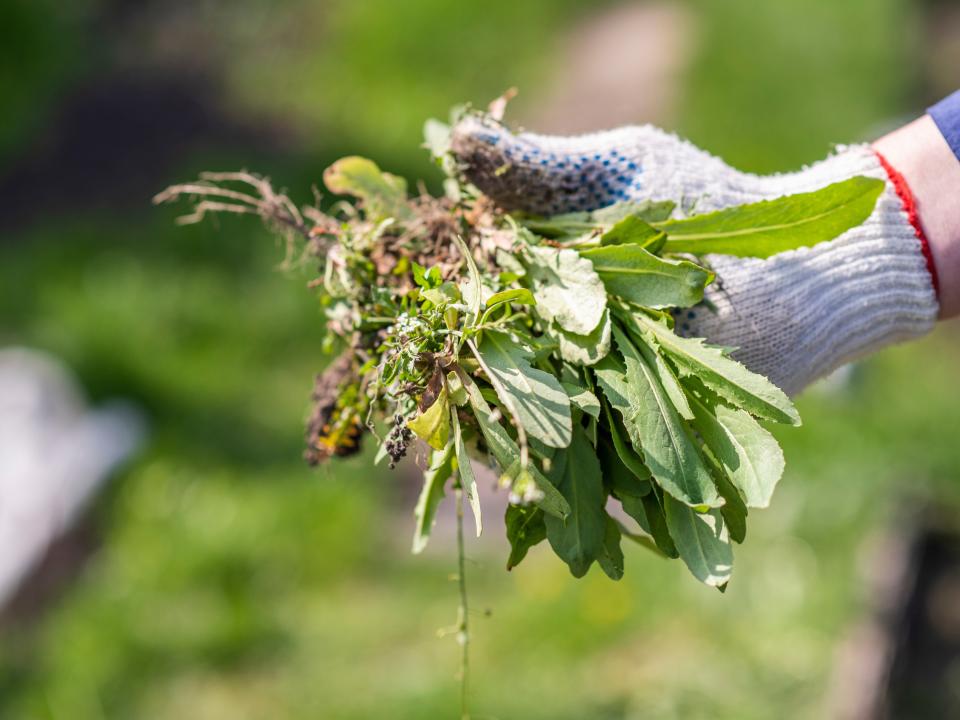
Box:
[875,150,941,297]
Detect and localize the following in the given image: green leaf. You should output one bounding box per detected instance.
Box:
[485,287,535,308]
[600,215,665,247]
[411,442,455,554]
[421,281,460,307]
[561,382,601,419]
[461,388,512,467]
[580,244,712,309]
[460,371,570,519]
[597,434,651,499]
[657,176,884,258]
[620,490,678,558]
[597,328,720,508]
[633,313,800,426]
[636,332,693,420]
[712,464,748,544]
[597,516,625,580]
[454,235,483,322]
[544,426,608,578]
[527,436,557,464]
[689,393,784,509]
[524,246,606,335]
[446,370,467,406]
[413,263,442,290]
[505,504,546,570]
[474,331,572,449]
[407,386,450,451]
[524,200,676,238]
[548,310,611,366]
[599,397,652,487]
[323,156,413,223]
[598,200,676,224]
[495,248,527,280]
[478,386,500,406]
[664,495,733,587]
[451,406,482,537]
[412,262,429,288]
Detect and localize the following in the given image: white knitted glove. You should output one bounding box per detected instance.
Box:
[451,116,939,396]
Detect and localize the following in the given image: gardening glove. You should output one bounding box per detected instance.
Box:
[451,116,939,396]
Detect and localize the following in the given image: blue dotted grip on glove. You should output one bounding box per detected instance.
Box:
[451,117,646,215]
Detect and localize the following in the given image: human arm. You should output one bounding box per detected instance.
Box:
[874,112,960,318]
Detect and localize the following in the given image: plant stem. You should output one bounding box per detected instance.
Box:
[455,486,470,720]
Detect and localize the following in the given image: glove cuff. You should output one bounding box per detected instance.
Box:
[875,151,941,297]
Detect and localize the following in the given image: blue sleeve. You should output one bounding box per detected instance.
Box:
[929,91,960,164]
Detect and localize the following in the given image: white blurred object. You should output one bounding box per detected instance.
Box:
[0,348,144,608]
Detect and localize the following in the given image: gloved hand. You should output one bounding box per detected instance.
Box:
[451,115,939,396]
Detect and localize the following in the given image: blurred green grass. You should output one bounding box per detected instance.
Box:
[682,0,923,172]
[0,1,95,166]
[1,1,957,719]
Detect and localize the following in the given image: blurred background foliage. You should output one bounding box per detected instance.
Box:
[0,0,958,718]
